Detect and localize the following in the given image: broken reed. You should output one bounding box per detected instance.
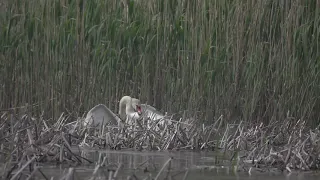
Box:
[0,0,319,125]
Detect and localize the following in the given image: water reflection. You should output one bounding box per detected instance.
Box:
[35,149,320,180]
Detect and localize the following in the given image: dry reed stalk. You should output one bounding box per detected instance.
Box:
[10,156,36,180]
[89,163,101,180]
[64,168,75,180]
[113,163,122,179]
[154,157,173,180]
[182,169,189,180]
[25,166,39,180]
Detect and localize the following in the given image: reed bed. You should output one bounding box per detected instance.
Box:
[1,0,320,126]
[0,110,319,179]
[222,119,320,173]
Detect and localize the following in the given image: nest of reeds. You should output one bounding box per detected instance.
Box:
[0,111,319,179]
[220,119,320,173]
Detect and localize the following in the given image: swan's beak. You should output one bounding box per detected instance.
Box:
[137,105,142,115]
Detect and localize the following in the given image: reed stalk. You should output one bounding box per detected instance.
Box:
[0,0,319,127]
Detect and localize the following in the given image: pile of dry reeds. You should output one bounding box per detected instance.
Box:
[0,110,319,179]
[221,119,320,173]
[74,114,220,152]
[0,110,217,179]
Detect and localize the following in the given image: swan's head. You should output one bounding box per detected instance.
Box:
[131,98,142,115]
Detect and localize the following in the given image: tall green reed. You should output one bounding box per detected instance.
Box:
[0,0,319,126]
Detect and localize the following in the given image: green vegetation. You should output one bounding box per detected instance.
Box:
[0,0,319,126]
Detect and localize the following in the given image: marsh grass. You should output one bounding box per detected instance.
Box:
[0,0,319,126]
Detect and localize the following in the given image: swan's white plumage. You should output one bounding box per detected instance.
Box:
[140,104,165,121]
[135,101,172,129]
[83,96,170,131]
[83,96,142,128]
[130,98,165,121]
[83,104,121,127]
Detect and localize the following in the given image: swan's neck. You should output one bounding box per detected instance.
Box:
[119,96,135,120]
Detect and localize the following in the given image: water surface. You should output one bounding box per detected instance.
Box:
[34,149,320,180]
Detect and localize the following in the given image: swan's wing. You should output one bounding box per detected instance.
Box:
[83,104,121,127]
[141,104,165,121]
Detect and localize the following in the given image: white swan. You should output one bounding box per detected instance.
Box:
[131,99,171,129]
[140,104,165,120]
[119,96,142,125]
[129,98,164,120]
[83,96,142,128]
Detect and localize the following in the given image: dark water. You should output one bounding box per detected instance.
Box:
[34,149,320,180]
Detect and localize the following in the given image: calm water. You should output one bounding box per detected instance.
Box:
[33,149,320,180]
